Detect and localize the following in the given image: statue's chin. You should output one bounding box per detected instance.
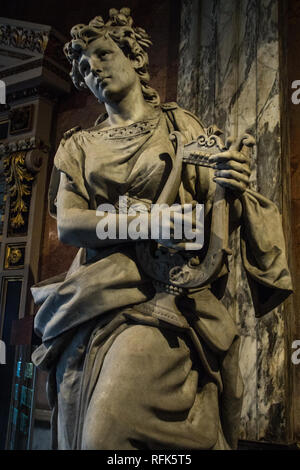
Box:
[95,87,114,105]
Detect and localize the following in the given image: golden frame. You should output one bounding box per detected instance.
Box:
[4,244,26,270]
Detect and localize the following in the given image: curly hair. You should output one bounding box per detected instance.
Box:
[63,7,160,106]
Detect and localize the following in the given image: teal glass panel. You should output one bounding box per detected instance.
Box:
[12,407,18,427]
[16,360,22,378]
[19,412,28,435]
[20,386,32,408]
[14,383,19,402]
[24,362,33,379]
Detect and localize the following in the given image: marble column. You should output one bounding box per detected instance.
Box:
[178,0,291,443]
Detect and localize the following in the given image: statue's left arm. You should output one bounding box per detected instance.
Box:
[236,188,293,316]
[210,133,293,316]
[211,139,293,316]
[165,104,293,316]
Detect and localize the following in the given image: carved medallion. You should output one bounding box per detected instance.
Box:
[4,244,25,270]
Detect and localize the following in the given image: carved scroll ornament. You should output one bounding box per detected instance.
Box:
[0,23,48,53]
[3,149,42,228]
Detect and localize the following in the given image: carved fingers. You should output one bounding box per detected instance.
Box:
[209,133,255,194]
[212,173,249,193]
[214,159,251,175]
[153,203,203,251]
[209,149,250,165]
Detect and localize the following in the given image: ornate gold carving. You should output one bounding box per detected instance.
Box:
[4,244,25,270]
[0,24,48,53]
[3,151,34,228]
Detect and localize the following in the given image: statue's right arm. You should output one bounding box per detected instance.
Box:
[56,172,150,249]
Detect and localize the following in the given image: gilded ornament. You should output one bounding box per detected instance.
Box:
[3,151,34,228]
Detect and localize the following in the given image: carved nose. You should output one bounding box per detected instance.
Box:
[91,67,101,76]
[90,56,102,76]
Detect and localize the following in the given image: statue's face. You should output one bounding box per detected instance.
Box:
[78,35,139,103]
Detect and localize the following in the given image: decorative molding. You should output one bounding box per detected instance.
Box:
[0,23,48,53]
[0,47,34,60]
[24,149,43,174]
[2,146,45,231]
[5,84,60,106]
[0,58,42,79]
[0,137,49,157]
[3,151,34,228]
[0,57,70,81]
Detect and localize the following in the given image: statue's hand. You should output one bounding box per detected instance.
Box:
[208,134,255,194]
[153,203,204,251]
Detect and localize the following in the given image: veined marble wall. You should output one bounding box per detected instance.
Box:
[178,0,289,442]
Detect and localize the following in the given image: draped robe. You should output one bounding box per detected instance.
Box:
[31,103,292,450]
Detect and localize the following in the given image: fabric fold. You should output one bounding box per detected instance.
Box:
[31,102,293,450]
[240,189,293,316]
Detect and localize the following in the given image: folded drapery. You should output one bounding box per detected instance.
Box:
[31,103,292,450]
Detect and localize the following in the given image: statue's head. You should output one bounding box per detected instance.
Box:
[64,7,160,105]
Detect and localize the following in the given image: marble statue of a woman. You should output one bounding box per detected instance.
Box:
[31,7,292,450]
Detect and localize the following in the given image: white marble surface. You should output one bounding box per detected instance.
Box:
[178,0,287,442]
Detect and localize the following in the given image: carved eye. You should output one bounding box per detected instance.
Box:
[95,48,110,59]
[100,51,110,59]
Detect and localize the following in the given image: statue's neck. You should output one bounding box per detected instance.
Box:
[104,84,156,128]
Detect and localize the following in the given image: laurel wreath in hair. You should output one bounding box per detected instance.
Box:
[63,7,160,106]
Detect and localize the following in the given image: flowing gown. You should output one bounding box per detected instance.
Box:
[31,103,292,450]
